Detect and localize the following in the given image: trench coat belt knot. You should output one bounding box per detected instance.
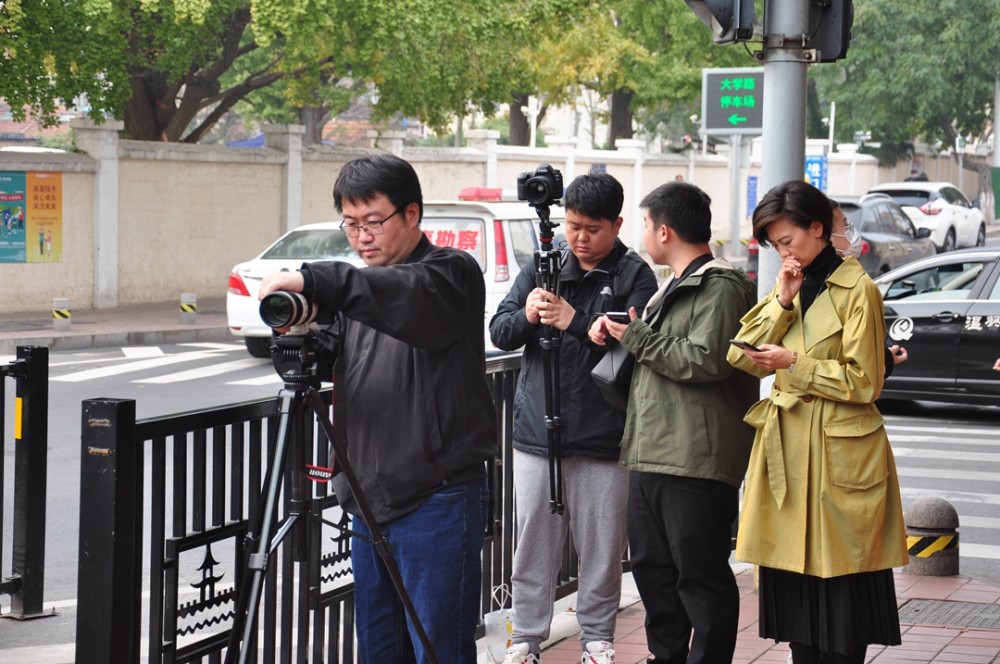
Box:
[745,387,802,509]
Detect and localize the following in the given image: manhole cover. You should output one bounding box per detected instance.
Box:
[898,599,1000,628]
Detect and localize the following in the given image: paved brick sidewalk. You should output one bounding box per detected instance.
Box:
[542,569,1000,663]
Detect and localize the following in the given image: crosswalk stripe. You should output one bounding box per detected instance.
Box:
[886,422,1000,434]
[52,351,225,382]
[900,486,1000,506]
[121,346,166,358]
[896,467,1000,482]
[890,434,1000,447]
[227,374,284,386]
[136,358,267,384]
[891,447,1000,463]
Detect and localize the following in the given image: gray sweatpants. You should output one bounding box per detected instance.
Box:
[509,449,629,651]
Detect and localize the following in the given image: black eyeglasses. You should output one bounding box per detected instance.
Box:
[339,209,401,237]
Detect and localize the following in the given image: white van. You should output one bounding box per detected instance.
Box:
[422,199,565,329]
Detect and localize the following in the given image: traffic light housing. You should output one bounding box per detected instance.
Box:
[685,0,754,45]
[809,0,854,62]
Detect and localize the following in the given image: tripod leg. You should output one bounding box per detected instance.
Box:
[225,389,301,664]
[304,389,440,664]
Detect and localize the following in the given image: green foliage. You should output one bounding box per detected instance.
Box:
[811,0,1000,161]
[0,0,132,125]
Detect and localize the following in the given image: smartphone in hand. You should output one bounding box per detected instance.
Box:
[601,311,631,324]
[729,339,762,352]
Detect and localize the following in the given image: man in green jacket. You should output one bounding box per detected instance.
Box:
[591,181,758,663]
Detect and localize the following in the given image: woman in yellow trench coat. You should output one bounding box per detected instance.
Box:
[727,181,907,664]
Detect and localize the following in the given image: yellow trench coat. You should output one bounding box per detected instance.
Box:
[727,258,908,578]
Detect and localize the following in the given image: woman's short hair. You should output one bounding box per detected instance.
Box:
[752,180,833,247]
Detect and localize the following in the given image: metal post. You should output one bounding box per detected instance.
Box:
[7,346,50,619]
[729,133,743,256]
[756,0,811,298]
[76,399,143,664]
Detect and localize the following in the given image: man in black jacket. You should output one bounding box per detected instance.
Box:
[490,171,657,664]
[259,154,496,664]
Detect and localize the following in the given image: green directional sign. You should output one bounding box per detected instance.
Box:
[702,67,764,136]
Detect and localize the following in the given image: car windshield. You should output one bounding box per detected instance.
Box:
[875,189,933,207]
[261,229,355,260]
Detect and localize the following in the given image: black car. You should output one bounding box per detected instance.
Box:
[834,194,936,277]
[874,247,1000,405]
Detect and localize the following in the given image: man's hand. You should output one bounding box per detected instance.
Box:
[529,288,575,331]
[259,271,305,300]
[596,307,637,343]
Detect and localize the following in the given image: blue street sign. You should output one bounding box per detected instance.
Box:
[747,175,758,218]
[805,155,827,192]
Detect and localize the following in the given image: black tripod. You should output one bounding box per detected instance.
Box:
[224,332,438,664]
[532,204,566,515]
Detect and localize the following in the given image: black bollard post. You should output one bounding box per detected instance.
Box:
[76,398,143,664]
[8,346,51,620]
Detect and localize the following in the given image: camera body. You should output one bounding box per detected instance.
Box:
[517,164,563,207]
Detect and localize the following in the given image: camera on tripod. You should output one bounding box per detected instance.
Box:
[517,164,564,207]
[260,290,322,330]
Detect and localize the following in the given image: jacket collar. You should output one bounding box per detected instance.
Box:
[402,234,434,264]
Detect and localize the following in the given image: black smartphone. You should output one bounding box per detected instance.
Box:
[729,339,762,352]
[601,311,631,324]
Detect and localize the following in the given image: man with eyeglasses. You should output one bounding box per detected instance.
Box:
[259,153,496,663]
[830,198,908,374]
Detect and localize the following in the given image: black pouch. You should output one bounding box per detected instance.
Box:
[590,342,634,410]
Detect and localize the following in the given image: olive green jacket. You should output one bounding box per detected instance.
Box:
[618,258,758,487]
[727,257,908,578]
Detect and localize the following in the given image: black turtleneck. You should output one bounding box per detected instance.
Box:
[799,243,842,316]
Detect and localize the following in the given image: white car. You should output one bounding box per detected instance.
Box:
[227,223,364,356]
[867,181,986,253]
[227,200,561,356]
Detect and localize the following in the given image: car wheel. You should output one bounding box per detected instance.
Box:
[976,224,987,246]
[940,228,956,253]
[245,336,272,358]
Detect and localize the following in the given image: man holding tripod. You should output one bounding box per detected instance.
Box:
[490,170,657,664]
[259,153,496,663]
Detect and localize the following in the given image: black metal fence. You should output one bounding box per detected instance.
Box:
[0,346,50,620]
[76,351,595,663]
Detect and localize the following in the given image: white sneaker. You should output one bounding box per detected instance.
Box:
[502,642,540,664]
[581,640,615,664]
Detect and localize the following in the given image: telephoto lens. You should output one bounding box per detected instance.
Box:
[259,291,318,329]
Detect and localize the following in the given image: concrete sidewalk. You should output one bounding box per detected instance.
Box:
[540,567,1000,663]
[0,295,232,354]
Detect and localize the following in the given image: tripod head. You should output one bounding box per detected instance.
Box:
[269,331,327,389]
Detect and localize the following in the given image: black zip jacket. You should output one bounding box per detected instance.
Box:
[300,236,497,523]
[489,240,658,460]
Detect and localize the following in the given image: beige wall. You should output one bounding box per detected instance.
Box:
[0,130,989,314]
[116,157,285,303]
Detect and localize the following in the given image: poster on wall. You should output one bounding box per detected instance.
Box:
[0,171,62,263]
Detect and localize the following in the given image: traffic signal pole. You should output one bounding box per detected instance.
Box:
[757,0,811,299]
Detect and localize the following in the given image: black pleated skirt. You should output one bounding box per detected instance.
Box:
[758,566,901,655]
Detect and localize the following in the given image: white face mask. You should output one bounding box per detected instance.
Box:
[833,224,863,258]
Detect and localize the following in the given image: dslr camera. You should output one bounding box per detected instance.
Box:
[259,290,321,331]
[517,164,563,208]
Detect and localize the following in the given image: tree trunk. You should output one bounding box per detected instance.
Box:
[509,92,530,146]
[299,107,329,145]
[609,88,634,147]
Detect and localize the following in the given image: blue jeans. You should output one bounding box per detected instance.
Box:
[351,479,488,664]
